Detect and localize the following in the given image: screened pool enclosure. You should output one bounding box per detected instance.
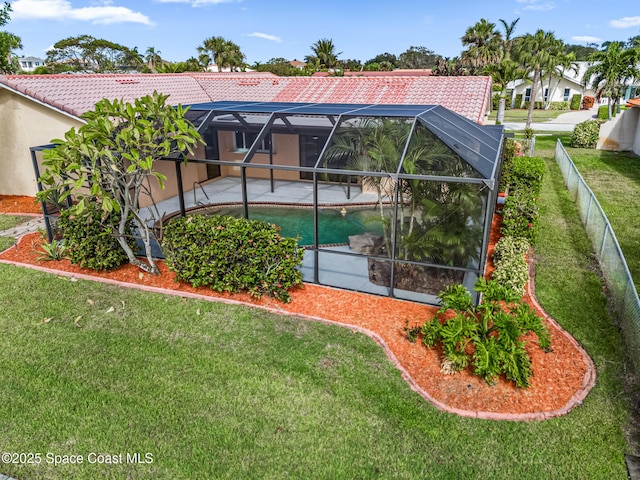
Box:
[174,101,505,304]
[33,101,505,305]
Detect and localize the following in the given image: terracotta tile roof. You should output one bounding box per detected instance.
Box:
[626,97,640,108]
[312,69,433,77]
[0,73,492,124]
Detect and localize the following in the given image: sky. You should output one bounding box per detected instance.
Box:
[4,0,640,65]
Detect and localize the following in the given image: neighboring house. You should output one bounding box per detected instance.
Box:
[289,60,306,70]
[0,73,493,197]
[18,56,45,72]
[508,61,594,107]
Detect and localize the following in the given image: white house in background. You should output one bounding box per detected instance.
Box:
[18,56,45,72]
[508,61,594,107]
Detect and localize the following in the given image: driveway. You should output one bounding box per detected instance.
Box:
[494,106,599,132]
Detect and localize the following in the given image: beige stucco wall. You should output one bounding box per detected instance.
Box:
[139,143,208,208]
[218,131,301,181]
[597,108,639,151]
[0,89,83,196]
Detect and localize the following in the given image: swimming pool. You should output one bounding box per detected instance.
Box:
[206,205,385,246]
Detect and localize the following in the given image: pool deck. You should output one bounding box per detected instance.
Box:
[150,177,380,219]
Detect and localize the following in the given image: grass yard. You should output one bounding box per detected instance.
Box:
[487,108,566,123]
[536,134,640,291]
[0,146,633,480]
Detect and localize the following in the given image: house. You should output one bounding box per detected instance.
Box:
[0,72,493,197]
[508,61,594,108]
[18,56,45,72]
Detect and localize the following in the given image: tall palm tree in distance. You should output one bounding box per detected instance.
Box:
[461,19,502,68]
[498,18,520,61]
[198,36,245,72]
[145,46,162,71]
[308,38,341,70]
[513,29,563,128]
[583,41,640,119]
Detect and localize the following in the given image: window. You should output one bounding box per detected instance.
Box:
[234,131,272,153]
[524,88,532,102]
[543,88,549,102]
[563,88,570,102]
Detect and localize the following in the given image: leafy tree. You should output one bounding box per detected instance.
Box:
[46,35,140,72]
[432,57,477,76]
[565,43,599,60]
[365,52,398,68]
[198,36,245,71]
[513,29,563,128]
[628,35,640,49]
[307,38,341,70]
[0,2,21,74]
[583,41,640,119]
[37,92,204,274]
[255,57,306,76]
[397,46,441,69]
[338,58,363,72]
[461,19,502,68]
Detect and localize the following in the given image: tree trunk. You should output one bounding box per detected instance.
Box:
[497,97,506,124]
[526,70,540,129]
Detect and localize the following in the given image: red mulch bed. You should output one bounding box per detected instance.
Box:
[0,196,595,420]
[0,196,41,215]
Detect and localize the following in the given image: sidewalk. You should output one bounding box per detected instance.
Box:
[491,106,599,132]
[0,217,45,238]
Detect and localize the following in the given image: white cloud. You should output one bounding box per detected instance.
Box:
[11,0,152,25]
[154,0,240,5]
[247,32,282,43]
[610,16,640,28]
[572,35,602,43]
[515,0,555,11]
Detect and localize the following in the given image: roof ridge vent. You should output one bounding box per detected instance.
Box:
[115,79,140,84]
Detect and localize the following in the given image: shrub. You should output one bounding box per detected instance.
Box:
[492,236,530,295]
[523,127,535,140]
[513,93,523,109]
[582,96,595,109]
[501,190,540,244]
[492,93,500,110]
[548,101,570,111]
[58,205,135,271]
[508,156,545,195]
[523,101,544,110]
[571,120,600,149]
[597,105,609,120]
[162,215,305,303]
[570,94,582,110]
[409,279,550,388]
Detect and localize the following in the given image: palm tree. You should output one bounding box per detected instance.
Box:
[310,38,341,70]
[484,60,527,123]
[513,30,562,128]
[461,19,502,68]
[583,41,640,119]
[498,18,520,60]
[198,36,245,72]
[145,46,162,71]
[541,50,578,109]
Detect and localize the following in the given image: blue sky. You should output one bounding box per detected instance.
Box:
[5,0,640,64]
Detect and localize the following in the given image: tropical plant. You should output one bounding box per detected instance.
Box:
[413,279,551,388]
[498,18,520,61]
[583,41,640,120]
[198,36,245,71]
[307,38,341,70]
[145,46,162,71]
[461,19,503,68]
[483,60,527,123]
[37,92,203,274]
[513,30,564,128]
[0,2,21,74]
[35,238,67,262]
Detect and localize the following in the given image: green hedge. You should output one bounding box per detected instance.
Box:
[162,215,304,302]
[548,101,570,111]
[513,93,523,109]
[58,204,135,271]
[597,105,609,120]
[571,120,600,148]
[570,94,582,110]
[492,236,530,295]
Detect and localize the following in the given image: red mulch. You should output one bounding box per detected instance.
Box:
[0,198,595,420]
[0,196,41,215]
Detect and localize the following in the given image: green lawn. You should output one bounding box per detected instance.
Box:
[488,108,566,123]
[536,134,640,290]
[0,214,31,231]
[0,152,633,480]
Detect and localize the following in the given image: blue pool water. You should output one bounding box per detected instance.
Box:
[211,205,385,246]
